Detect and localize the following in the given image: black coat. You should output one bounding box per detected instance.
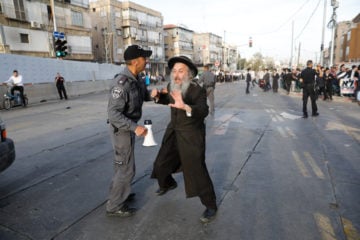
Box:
[151,81,215,198]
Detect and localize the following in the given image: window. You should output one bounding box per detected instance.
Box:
[20,33,29,43]
[47,5,52,21]
[71,11,83,26]
[13,0,26,20]
[347,31,351,41]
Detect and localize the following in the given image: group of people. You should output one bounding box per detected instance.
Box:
[280,63,360,101]
[245,68,280,94]
[3,70,68,105]
[106,45,217,224]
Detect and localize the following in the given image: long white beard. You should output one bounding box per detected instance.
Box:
[170,76,191,96]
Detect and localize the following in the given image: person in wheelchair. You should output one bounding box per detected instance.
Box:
[4,70,26,106]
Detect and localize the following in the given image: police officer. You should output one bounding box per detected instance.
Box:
[106,45,152,217]
[299,60,319,118]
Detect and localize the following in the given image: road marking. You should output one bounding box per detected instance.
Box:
[304,152,325,179]
[314,213,337,240]
[272,117,277,122]
[276,115,284,122]
[213,114,243,135]
[277,126,287,138]
[285,127,297,139]
[266,109,271,113]
[280,112,302,120]
[214,122,229,135]
[343,218,360,240]
[292,151,310,178]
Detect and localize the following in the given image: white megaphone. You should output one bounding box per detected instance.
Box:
[143,120,157,147]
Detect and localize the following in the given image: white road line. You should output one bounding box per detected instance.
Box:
[304,152,325,179]
[277,126,287,138]
[292,151,311,178]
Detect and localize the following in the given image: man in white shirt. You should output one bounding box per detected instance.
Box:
[5,70,26,106]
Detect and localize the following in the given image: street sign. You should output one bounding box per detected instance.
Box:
[53,31,65,39]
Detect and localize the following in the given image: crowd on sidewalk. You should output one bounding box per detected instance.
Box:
[243,63,360,103]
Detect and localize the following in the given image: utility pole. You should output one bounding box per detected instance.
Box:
[290,20,294,69]
[297,42,301,66]
[49,0,57,57]
[328,0,339,67]
[320,0,327,66]
[50,0,57,32]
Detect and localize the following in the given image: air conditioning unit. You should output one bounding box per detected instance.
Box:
[135,35,140,40]
[138,20,142,25]
[155,39,159,44]
[30,21,41,29]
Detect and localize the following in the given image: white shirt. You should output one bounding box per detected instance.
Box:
[6,75,24,86]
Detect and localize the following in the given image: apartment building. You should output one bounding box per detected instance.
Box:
[338,13,360,62]
[193,32,222,67]
[90,0,165,75]
[223,43,238,71]
[163,24,194,61]
[0,0,93,60]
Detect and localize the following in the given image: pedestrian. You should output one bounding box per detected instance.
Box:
[272,69,279,92]
[150,56,217,224]
[200,65,216,114]
[284,69,293,94]
[299,60,319,118]
[246,68,251,94]
[323,67,334,101]
[55,73,68,100]
[145,72,151,86]
[263,69,271,91]
[106,45,152,217]
[315,66,325,100]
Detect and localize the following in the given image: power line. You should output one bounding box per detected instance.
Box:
[295,0,322,40]
[224,0,312,38]
[256,0,312,36]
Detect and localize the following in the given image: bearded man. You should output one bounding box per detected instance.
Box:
[150,56,217,223]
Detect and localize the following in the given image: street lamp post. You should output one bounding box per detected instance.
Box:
[328,0,339,67]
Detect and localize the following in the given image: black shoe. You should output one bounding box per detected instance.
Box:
[156,182,177,196]
[106,204,136,217]
[125,193,136,202]
[302,114,308,118]
[312,112,319,117]
[200,208,217,223]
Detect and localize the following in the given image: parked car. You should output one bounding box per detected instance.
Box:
[0,116,15,172]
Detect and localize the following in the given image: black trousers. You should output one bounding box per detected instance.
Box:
[11,86,25,105]
[56,83,68,99]
[324,82,333,100]
[246,81,250,93]
[302,84,318,115]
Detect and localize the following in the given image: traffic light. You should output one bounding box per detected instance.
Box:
[54,38,68,58]
[249,37,253,48]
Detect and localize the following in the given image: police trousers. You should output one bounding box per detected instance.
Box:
[106,125,135,212]
[302,84,318,115]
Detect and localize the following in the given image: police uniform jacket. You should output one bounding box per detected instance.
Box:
[108,67,150,132]
[300,67,317,85]
[151,81,213,198]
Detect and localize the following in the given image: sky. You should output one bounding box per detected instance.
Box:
[130,0,359,64]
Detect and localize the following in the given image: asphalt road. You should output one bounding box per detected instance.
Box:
[0,81,359,240]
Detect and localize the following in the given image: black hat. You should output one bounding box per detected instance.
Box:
[168,56,198,76]
[124,45,152,61]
